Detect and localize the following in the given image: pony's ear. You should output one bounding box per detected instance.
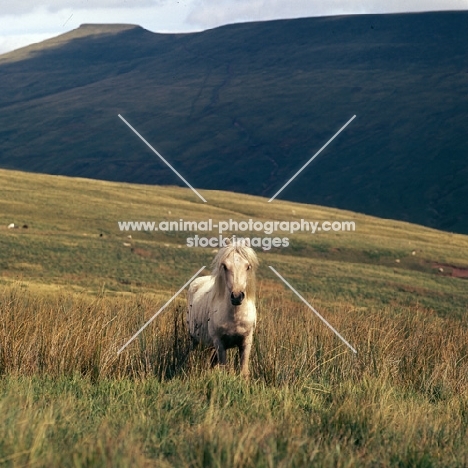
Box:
[224,237,231,246]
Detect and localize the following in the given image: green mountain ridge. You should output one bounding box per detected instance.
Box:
[0,11,467,232]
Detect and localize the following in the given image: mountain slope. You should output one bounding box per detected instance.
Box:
[1,167,467,318]
[0,12,467,232]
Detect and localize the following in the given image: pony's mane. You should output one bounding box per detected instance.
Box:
[211,244,259,273]
[211,244,259,300]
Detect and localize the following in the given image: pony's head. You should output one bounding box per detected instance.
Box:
[212,240,259,305]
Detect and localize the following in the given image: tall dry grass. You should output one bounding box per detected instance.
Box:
[1,283,468,466]
[1,282,467,395]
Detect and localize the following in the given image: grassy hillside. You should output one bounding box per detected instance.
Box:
[1,168,467,314]
[0,12,467,234]
[1,168,468,466]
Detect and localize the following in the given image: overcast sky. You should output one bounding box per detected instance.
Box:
[1,0,467,55]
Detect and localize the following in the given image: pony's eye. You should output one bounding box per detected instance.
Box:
[221,264,226,270]
[247,265,251,270]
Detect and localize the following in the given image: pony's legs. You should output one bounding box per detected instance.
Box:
[212,339,227,367]
[239,336,253,378]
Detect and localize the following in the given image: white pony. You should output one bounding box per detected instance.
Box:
[187,241,259,377]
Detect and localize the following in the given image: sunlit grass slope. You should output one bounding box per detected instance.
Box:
[1,168,468,466]
[1,168,467,314]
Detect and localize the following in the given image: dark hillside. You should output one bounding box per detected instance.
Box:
[0,12,467,232]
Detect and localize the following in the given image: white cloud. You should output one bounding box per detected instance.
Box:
[186,0,468,29]
[1,0,160,16]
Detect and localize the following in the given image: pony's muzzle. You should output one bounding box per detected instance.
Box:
[230,291,245,306]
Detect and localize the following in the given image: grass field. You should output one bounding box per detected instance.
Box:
[1,168,468,466]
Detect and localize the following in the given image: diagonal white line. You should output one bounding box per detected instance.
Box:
[268,115,356,202]
[117,266,206,355]
[62,13,73,27]
[269,266,357,354]
[118,114,207,203]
